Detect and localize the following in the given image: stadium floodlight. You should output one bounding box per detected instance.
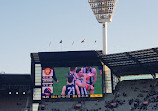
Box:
[88,0,118,94]
[88,0,118,54]
[16,92,19,95]
[23,92,26,95]
[9,92,11,95]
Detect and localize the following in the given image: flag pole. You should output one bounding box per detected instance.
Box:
[72,41,74,51]
[95,40,97,50]
[61,44,62,51]
[49,41,51,52]
[60,40,62,51]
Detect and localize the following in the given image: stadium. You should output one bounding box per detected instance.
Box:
[1,0,158,111]
[1,47,158,111]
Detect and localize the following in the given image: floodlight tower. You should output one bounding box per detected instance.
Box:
[88,0,118,93]
[88,0,118,55]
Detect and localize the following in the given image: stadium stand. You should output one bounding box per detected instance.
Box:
[1,76,158,111]
[38,79,158,111]
[0,74,33,111]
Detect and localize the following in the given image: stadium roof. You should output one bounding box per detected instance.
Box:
[0,74,33,86]
[31,47,158,77]
[97,47,158,76]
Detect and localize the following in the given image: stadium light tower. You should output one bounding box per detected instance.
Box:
[88,0,118,54]
[88,0,118,93]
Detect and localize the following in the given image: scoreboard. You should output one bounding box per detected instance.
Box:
[42,68,53,98]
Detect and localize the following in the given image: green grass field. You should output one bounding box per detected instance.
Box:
[53,67,102,95]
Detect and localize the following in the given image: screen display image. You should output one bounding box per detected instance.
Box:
[42,66,103,99]
[42,68,54,97]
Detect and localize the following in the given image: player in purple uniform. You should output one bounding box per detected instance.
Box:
[61,74,80,95]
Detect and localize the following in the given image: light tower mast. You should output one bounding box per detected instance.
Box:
[88,0,118,93]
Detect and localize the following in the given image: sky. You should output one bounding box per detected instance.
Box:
[0,0,158,74]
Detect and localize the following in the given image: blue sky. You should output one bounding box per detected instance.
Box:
[0,0,158,73]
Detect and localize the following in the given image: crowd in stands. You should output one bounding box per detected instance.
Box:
[38,79,158,111]
[0,92,31,111]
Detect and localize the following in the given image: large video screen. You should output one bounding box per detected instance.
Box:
[42,66,103,99]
